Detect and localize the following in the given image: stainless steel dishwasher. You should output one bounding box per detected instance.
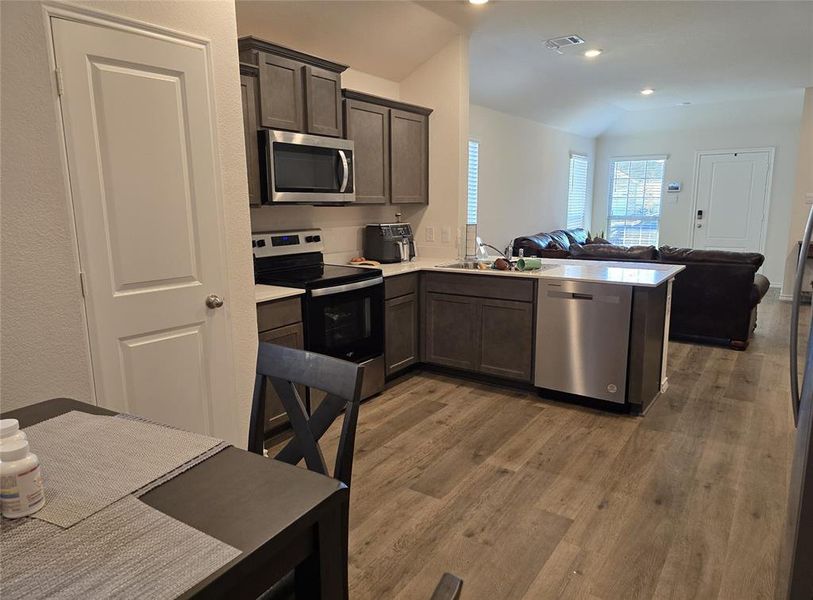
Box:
[535,280,632,403]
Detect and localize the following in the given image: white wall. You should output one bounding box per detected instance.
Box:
[469,104,596,250]
[0,1,257,447]
[400,35,469,259]
[782,88,813,297]
[593,95,804,286]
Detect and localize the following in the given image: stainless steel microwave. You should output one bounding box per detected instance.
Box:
[260,130,355,204]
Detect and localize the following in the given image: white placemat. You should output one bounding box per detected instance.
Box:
[24,411,223,527]
[0,495,240,599]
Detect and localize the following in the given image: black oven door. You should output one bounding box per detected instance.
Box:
[305,278,384,363]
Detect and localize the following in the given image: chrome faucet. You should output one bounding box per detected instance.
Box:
[476,237,509,260]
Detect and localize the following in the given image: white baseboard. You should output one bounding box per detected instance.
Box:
[779,294,794,302]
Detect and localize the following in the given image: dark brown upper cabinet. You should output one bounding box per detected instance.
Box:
[305,66,342,138]
[256,53,304,132]
[342,90,432,206]
[391,109,429,204]
[240,64,261,206]
[344,98,390,204]
[238,37,347,138]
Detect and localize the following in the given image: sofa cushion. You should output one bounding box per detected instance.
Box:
[548,230,573,250]
[570,243,658,261]
[513,233,554,256]
[659,246,765,269]
[750,274,771,306]
[565,228,589,245]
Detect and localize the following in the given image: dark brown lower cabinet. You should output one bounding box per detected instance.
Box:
[423,292,479,371]
[477,298,534,381]
[422,274,536,382]
[257,299,304,433]
[385,293,418,376]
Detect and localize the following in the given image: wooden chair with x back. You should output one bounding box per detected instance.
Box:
[248,342,365,488]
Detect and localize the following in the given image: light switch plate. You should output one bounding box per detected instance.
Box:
[425,226,435,242]
[441,226,451,243]
[805,192,813,205]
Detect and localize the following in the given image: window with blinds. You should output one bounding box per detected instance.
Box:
[467,140,479,225]
[566,154,589,230]
[607,157,666,246]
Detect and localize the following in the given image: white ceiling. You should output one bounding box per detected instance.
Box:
[235,1,461,81]
[423,0,813,137]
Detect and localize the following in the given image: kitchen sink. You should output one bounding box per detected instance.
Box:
[436,261,486,270]
[436,261,556,272]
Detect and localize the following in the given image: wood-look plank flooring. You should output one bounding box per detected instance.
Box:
[316,293,801,599]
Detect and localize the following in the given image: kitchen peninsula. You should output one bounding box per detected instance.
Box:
[366,257,682,413]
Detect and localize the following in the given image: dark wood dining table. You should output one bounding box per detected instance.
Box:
[3,398,349,600]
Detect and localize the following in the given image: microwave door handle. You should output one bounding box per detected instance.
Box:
[338,150,349,193]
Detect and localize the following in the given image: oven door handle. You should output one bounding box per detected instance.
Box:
[338,150,349,193]
[310,276,383,298]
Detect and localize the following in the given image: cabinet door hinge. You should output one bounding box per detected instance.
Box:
[79,271,86,297]
[55,67,64,97]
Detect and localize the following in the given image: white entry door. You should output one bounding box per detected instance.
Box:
[692,150,773,253]
[52,16,235,439]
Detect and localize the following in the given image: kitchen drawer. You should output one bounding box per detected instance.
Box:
[257,297,302,332]
[423,272,534,303]
[385,272,418,300]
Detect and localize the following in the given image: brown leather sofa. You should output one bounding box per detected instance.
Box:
[513,228,771,349]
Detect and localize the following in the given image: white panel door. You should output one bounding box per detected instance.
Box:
[693,150,772,252]
[52,17,234,439]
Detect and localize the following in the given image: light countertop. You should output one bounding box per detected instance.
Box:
[255,285,305,304]
[343,257,684,288]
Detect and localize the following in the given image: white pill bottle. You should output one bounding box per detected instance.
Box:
[0,419,28,444]
[0,439,45,518]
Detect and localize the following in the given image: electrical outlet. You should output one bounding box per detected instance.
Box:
[441,226,451,243]
[425,226,435,242]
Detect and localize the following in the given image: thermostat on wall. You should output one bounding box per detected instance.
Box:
[667,181,682,193]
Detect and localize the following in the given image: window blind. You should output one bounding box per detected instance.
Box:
[467,140,479,225]
[566,154,589,230]
[606,158,666,246]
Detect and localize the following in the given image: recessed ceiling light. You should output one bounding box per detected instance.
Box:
[469,0,488,4]
[640,88,655,96]
[584,49,603,58]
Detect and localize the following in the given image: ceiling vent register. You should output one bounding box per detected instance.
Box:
[544,34,585,54]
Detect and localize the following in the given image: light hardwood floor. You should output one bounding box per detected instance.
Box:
[320,294,801,599]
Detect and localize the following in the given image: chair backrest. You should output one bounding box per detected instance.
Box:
[249,343,364,487]
[430,573,463,600]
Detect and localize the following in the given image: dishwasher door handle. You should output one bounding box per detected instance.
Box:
[547,290,619,303]
[549,290,592,300]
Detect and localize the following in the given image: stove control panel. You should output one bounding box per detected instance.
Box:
[252,229,324,258]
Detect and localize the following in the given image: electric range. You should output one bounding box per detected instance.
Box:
[252,229,385,399]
